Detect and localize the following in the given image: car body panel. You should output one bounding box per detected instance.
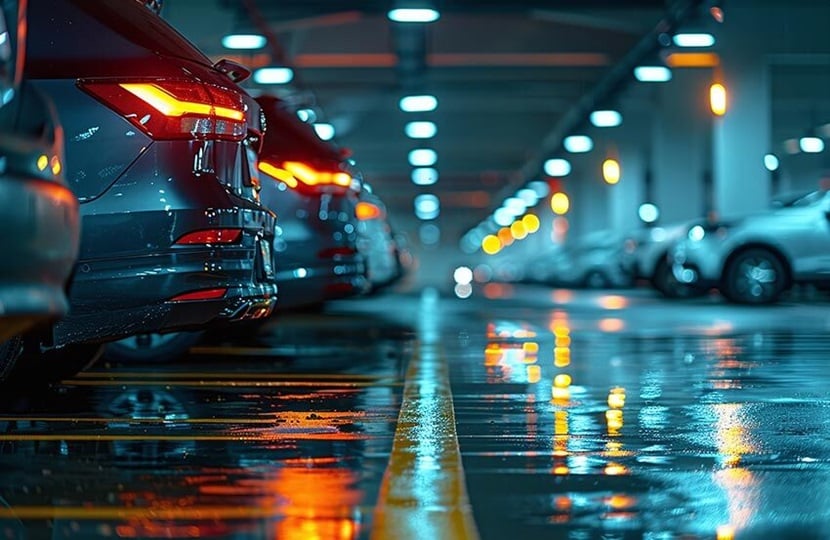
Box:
[672,191,830,288]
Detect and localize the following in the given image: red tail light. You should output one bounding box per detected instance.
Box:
[168,288,227,302]
[355,201,383,221]
[80,80,247,141]
[258,160,352,194]
[174,228,242,245]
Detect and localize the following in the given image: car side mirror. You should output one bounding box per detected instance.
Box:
[213,59,251,83]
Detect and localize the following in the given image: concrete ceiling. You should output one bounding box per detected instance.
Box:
[161,0,830,247]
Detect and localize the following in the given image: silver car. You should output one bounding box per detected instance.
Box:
[670,189,830,304]
[623,221,706,298]
[545,230,633,289]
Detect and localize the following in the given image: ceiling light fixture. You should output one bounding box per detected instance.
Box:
[388,8,440,23]
[634,65,672,82]
[221,34,267,50]
[590,110,622,128]
[408,148,438,166]
[399,95,438,112]
[253,66,294,84]
[405,121,437,139]
[313,123,335,141]
[563,135,593,154]
[672,33,716,48]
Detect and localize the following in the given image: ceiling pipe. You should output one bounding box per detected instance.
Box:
[473,0,706,229]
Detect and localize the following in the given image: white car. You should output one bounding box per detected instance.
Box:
[670,190,830,304]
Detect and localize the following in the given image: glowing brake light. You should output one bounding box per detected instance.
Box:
[80,80,247,141]
[174,228,242,245]
[355,201,383,221]
[284,161,352,188]
[168,288,227,302]
[258,160,353,192]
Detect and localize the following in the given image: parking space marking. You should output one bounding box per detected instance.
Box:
[0,504,373,520]
[78,371,388,381]
[371,343,480,540]
[63,379,402,388]
[0,432,368,442]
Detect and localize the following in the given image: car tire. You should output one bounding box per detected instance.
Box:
[722,248,787,305]
[103,331,204,364]
[652,258,706,299]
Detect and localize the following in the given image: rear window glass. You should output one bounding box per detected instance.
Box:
[27,0,211,65]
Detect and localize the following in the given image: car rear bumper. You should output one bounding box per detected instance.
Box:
[0,176,79,335]
[274,257,368,310]
[55,205,278,344]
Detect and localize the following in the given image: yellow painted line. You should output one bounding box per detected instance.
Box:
[63,379,401,388]
[0,414,370,425]
[371,343,479,540]
[78,371,387,381]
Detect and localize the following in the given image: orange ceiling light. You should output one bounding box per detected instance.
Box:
[665,52,720,68]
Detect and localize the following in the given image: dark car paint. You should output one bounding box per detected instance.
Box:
[0,0,80,343]
[18,0,277,347]
[256,96,368,310]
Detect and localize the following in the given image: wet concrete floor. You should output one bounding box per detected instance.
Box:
[1,285,830,539]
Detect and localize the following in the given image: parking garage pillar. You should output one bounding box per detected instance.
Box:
[712,53,771,218]
[652,69,712,224]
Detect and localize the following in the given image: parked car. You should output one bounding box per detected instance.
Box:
[544,230,633,288]
[622,221,706,298]
[670,189,830,304]
[3,0,278,379]
[255,95,368,310]
[354,183,401,292]
[0,2,80,369]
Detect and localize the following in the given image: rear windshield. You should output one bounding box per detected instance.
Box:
[27,0,211,66]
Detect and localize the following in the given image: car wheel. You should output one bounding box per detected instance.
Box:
[584,270,610,289]
[652,258,706,299]
[103,331,204,364]
[722,248,786,304]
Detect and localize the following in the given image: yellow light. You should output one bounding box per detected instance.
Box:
[710,82,727,116]
[552,387,570,401]
[510,220,528,240]
[355,201,382,221]
[604,463,629,476]
[606,409,623,433]
[716,525,735,540]
[50,156,62,175]
[120,83,244,121]
[598,318,625,333]
[522,342,539,354]
[555,335,571,347]
[602,159,620,184]
[550,192,570,215]
[36,154,48,171]
[481,234,501,255]
[554,374,572,388]
[497,227,514,246]
[608,387,626,409]
[666,52,720,68]
[553,465,569,475]
[526,365,541,383]
[554,348,570,367]
[258,161,298,188]
[522,213,540,233]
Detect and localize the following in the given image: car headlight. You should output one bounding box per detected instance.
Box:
[688,225,706,242]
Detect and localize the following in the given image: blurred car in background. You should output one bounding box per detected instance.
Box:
[670,189,830,304]
[543,230,633,289]
[6,0,277,379]
[255,94,368,310]
[354,184,401,292]
[623,221,706,298]
[0,2,80,360]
